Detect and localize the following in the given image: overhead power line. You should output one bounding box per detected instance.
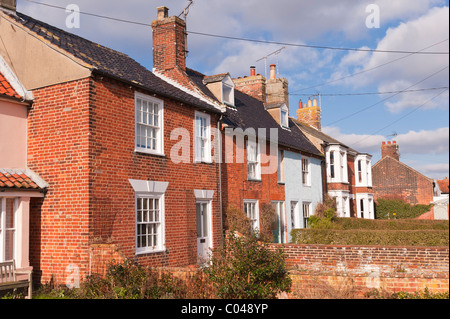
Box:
[350,88,449,148]
[324,65,449,127]
[292,86,450,97]
[24,0,450,55]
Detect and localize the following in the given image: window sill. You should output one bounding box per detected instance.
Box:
[135,148,166,157]
[136,247,166,255]
[247,178,262,182]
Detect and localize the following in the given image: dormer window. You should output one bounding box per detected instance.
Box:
[280,105,289,128]
[203,73,235,107]
[222,82,234,106]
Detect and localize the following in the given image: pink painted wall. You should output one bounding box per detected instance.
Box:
[0,99,27,168]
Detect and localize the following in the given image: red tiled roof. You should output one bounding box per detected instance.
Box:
[0,169,42,189]
[0,71,21,99]
[437,179,449,194]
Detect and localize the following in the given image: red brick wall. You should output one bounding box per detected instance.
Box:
[28,76,222,284]
[28,78,91,285]
[372,157,433,205]
[270,244,449,295]
[89,76,222,269]
[221,133,285,220]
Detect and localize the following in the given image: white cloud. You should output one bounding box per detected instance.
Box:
[332,6,449,112]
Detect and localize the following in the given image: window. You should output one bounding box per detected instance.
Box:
[358,160,363,183]
[302,157,310,186]
[247,140,261,180]
[194,112,211,163]
[280,109,288,128]
[302,202,311,228]
[196,202,209,239]
[278,150,285,183]
[330,151,335,179]
[0,198,16,262]
[290,201,299,229]
[360,199,365,219]
[135,93,164,155]
[222,83,234,105]
[272,201,286,243]
[243,200,259,232]
[340,151,345,181]
[129,179,168,254]
[136,196,164,253]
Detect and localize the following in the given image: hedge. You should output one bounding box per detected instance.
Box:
[332,218,449,231]
[291,228,449,246]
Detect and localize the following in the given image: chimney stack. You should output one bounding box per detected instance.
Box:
[296,96,321,130]
[0,0,16,12]
[266,64,289,107]
[152,6,187,72]
[233,67,266,102]
[381,141,400,161]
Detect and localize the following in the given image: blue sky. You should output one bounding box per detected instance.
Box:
[18,0,449,179]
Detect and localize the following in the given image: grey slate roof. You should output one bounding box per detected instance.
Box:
[187,69,323,157]
[4,11,221,114]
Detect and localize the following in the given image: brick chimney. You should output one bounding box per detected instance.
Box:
[152,6,187,72]
[266,64,289,108]
[381,141,400,161]
[0,0,16,12]
[233,66,266,103]
[296,97,321,130]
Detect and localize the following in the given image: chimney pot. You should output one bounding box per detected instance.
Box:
[313,98,318,107]
[270,64,276,80]
[308,99,312,108]
[250,66,256,77]
[382,141,386,145]
[299,100,303,109]
[387,141,391,144]
[157,6,169,20]
[393,140,396,144]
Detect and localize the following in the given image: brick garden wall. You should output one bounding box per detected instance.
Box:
[270,244,449,296]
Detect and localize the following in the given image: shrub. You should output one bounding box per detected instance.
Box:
[224,205,252,237]
[375,198,433,219]
[291,228,449,246]
[203,233,292,299]
[259,203,277,242]
[307,195,337,229]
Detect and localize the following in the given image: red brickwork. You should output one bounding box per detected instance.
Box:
[233,75,267,103]
[270,244,449,295]
[372,156,433,205]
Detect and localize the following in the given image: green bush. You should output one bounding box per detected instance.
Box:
[203,233,292,299]
[333,218,449,230]
[375,198,433,219]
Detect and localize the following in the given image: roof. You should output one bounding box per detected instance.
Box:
[372,156,433,182]
[187,69,322,156]
[292,119,357,152]
[0,168,48,190]
[0,71,21,99]
[2,11,221,114]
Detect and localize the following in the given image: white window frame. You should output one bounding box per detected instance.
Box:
[302,157,311,186]
[135,92,164,156]
[135,195,165,254]
[247,139,261,181]
[356,193,375,219]
[129,180,168,254]
[0,198,17,262]
[326,145,348,184]
[280,104,289,128]
[302,202,311,228]
[243,200,259,232]
[194,111,212,163]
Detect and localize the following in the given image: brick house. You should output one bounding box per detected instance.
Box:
[372,141,434,206]
[150,8,324,243]
[293,100,375,219]
[1,3,225,284]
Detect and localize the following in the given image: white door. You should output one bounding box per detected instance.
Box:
[196,201,211,263]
